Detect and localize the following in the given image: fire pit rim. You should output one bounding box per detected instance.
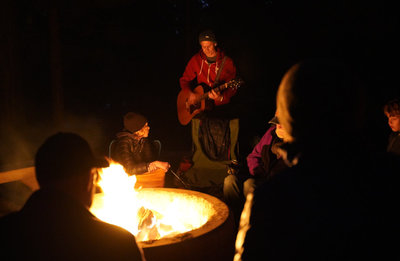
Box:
[133,187,229,248]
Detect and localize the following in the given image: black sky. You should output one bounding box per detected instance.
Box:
[1,0,399,170]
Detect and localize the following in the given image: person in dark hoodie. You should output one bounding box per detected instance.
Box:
[111,112,170,175]
[0,132,146,261]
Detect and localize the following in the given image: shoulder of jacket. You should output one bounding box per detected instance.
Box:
[116,135,131,142]
[186,53,202,66]
[116,136,135,148]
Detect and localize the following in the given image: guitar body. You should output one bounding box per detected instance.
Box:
[177,85,206,126]
[177,78,244,125]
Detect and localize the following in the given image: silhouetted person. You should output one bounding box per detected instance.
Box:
[0,132,146,261]
[235,59,400,260]
[383,97,400,157]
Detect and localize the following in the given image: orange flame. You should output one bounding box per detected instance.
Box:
[90,161,214,242]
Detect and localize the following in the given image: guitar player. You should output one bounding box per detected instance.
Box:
[177,29,239,189]
[178,29,238,122]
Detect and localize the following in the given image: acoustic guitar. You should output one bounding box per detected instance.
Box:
[177,78,244,125]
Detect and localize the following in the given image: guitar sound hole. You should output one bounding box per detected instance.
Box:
[189,103,201,114]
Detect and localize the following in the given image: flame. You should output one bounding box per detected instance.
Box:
[90,161,214,242]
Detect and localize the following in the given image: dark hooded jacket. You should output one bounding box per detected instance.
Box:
[111,130,157,175]
[0,188,145,261]
[387,131,400,157]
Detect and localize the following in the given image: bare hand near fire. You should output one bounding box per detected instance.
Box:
[148,161,170,172]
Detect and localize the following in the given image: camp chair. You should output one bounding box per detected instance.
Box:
[108,139,161,160]
[108,139,117,159]
[184,118,239,194]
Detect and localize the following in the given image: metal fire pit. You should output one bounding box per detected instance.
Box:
[104,188,235,261]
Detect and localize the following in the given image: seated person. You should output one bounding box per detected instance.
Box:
[383,97,400,157]
[111,112,170,174]
[223,115,289,225]
[0,132,145,261]
[238,59,400,260]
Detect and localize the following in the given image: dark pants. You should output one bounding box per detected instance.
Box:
[223,173,262,227]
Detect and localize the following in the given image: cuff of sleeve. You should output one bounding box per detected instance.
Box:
[146,163,151,172]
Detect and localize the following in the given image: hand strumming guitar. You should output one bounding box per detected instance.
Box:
[177,79,243,125]
[208,89,223,102]
[188,89,222,105]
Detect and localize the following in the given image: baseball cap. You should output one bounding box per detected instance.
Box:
[199,29,217,44]
[35,132,109,184]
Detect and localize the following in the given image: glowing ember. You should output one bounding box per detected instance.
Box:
[90,161,215,242]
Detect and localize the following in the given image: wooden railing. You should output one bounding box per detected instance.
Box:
[0,166,165,191]
[0,166,39,191]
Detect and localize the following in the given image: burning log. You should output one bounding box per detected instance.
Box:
[137,206,160,242]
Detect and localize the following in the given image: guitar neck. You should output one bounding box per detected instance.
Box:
[199,82,229,100]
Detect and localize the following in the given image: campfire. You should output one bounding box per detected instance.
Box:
[90,162,216,242]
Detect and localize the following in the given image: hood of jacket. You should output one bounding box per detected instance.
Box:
[197,48,226,85]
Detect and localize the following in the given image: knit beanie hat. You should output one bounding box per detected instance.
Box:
[199,29,217,44]
[123,112,147,133]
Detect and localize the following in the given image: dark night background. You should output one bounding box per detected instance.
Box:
[1,0,399,172]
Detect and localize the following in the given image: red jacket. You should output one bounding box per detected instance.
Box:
[179,48,237,106]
